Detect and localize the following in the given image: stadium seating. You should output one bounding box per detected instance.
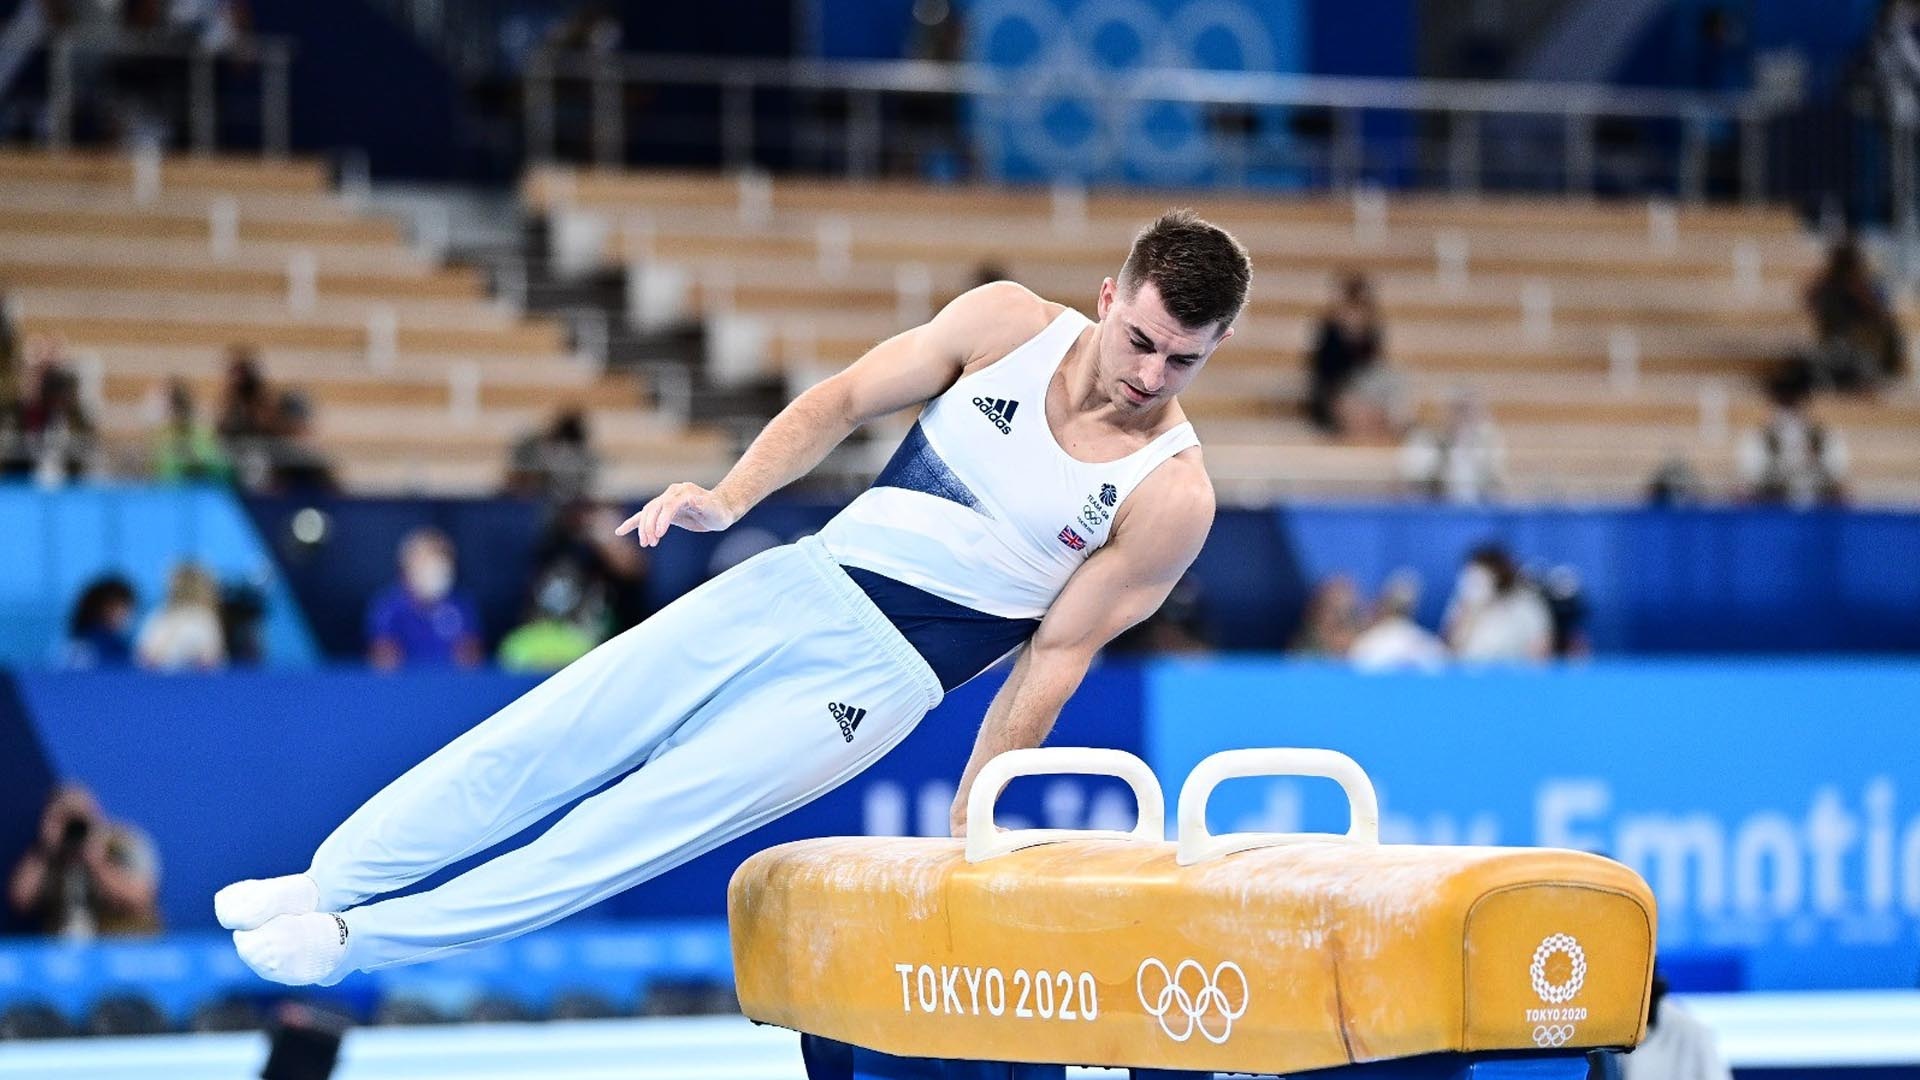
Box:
[0,151,732,495]
[524,167,1920,503]
[8,151,1915,502]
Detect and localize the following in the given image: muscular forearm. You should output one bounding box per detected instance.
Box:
[710,381,859,516]
[951,646,1091,831]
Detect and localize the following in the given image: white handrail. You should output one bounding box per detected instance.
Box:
[1176,747,1380,866]
[964,747,1164,863]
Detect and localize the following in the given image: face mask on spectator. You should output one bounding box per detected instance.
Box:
[1456,563,1495,607]
[406,555,455,602]
[536,574,581,620]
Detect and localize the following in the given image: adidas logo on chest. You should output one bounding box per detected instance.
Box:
[972,396,1019,434]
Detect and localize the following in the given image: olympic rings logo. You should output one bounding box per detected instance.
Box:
[1135,958,1250,1044]
[1529,934,1588,1005]
[1533,1024,1577,1048]
[969,0,1280,180]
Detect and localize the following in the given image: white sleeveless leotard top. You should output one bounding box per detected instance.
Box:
[818,307,1200,620]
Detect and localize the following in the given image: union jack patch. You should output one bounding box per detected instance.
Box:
[1057,526,1087,551]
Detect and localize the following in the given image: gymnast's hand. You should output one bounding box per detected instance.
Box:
[617,483,739,548]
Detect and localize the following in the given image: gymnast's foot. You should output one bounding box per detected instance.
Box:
[214,873,319,930]
[233,912,351,986]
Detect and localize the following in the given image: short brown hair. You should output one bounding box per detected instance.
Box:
[1117,209,1252,331]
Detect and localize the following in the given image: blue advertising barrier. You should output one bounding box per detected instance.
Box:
[1143,658,1920,991]
[12,664,1143,931]
[12,660,1920,992]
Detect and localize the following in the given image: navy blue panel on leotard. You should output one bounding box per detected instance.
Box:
[872,422,990,517]
[841,566,1039,692]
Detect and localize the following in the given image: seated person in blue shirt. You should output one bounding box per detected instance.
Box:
[366,528,483,670]
[61,575,139,670]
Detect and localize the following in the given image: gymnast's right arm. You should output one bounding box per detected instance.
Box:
[618,282,1041,547]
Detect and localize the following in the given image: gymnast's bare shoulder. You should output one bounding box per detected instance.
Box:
[945,280,1068,377]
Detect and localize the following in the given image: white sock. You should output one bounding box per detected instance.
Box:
[214,873,319,930]
[233,911,351,987]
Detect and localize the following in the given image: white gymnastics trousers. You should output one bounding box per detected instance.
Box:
[304,536,944,978]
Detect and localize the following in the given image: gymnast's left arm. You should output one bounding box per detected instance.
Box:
[949,452,1215,835]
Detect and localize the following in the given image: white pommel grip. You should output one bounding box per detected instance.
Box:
[1176,747,1381,865]
[964,747,1165,863]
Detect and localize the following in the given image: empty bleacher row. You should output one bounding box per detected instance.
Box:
[0,151,729,496]
[6,151,1916,504]
[525,167,1920,504]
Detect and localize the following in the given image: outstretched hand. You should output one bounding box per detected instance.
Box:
[615,483,738,548]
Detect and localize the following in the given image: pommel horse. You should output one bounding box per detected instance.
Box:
[729,748,1656,1080]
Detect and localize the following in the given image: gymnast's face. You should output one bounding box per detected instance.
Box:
[1093,277,1231,413]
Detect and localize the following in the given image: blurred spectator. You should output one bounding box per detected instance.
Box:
[1400,391,1507,503]
[218,579,269,667]
[153,378,231,484]
[1646,454,1708,507]
[1349,569,1448,672]
[168,0,251,51]
[1443,544,1553,663]
[216,344,274,434]
[542,2,621,54]
[532,500,650,638]
[3,338,97,485]
[946,261,1013,310]
[217,345,277,487]
[7,784,160,940]
[136,562,227,671]
[507,408,598,503]
[0,1001,73,1039]
[0,309,19,443]
[1694,6,1747,92]
[1798,239,1905,392]
[373,997,445,1026]
[86,992,168,1036]
[897,0,969,178]
[1542,565,1592,659]
[265,389,338,494]
[466,994,537,1023]
[1291,575,1363,657]
[1453,1,1512,79]
[189,996,261,1034]
[367,527,484,670]
[497,566,600,673]
[550,990,621,1020]
[1620,974,1732,1080]
[34,0,128,144]
[1739,372,1848,506]
[1306,273,1400,440]
[706,526,782,581]
[25,361,97,484]
[1875,0,1920,229]
[61,575,139,670]
[498,8,563,70]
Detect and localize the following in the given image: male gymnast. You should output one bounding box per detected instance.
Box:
[216,210,1250,985]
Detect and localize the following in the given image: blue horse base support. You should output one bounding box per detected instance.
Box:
[798,1034,1606,1080]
